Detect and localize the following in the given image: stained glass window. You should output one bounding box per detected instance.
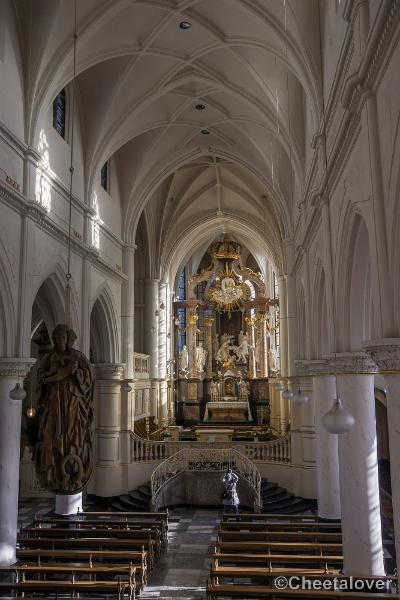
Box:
[53,88,66,138]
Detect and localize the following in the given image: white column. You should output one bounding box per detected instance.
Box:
[314,374,341,519]
[144,279,159,421]
[122,245,136,380]
[158,282,168,425]
[94,363,126,496]
[336,357,384,576]
[277,275,288,377]
[0,359,34,566]
[365,339,400,573]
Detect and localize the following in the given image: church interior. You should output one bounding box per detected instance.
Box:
[1,0,400,598]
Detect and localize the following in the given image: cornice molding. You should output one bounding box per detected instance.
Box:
[0,358,36,378]
[295,352,378,375]
[94,363,126,380]
[364,338,400,372]
[0,181,127,283]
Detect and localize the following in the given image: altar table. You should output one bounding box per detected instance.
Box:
[203,401,253,422]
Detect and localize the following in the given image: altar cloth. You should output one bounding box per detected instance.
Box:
[203,401,252,422]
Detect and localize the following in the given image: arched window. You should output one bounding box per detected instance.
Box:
[101,161,109,192]
[53,88,66,138]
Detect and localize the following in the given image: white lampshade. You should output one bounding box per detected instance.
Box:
[291,388,309,404]
[322,398,355,434]
[282,387,293,400]
[9,383,26,401]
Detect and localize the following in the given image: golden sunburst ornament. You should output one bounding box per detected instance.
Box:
[207,268,251,316]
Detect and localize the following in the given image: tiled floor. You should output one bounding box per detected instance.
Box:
[18,499,219,599]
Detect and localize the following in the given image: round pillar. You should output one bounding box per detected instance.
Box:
[0,359,34,566]
[55,493,82,515]
[314,374,341,519]
[158,282,168,425]
[94,363,125,497]
[337,368,384,575]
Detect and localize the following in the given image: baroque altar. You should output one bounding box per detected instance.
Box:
[174,237,279,427]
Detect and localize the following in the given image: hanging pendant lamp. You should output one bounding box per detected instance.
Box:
[322,397,355,434]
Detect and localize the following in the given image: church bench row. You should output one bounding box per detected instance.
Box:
[213,550,344,570]
[22,526,163,554]
[218,530,342,542]
[206,584,399,599]
[17,535,157,569]
[223,513,324,522]
[16,548,148,588]
[209,566,397,591]
[216,540,343,555]
[0,578,132,599]
[220,521,342,532]
[34,513,168,547]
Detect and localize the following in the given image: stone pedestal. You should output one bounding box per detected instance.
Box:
[314,374,341,519]
[0,359,34,566]
[336,358,384,576]
[55,493,82,515]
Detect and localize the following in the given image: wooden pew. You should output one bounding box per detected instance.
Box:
[213,550,344,571]
[218,530,342,543]
[209,566,396,591]
[223,513,325,522]
[206,583,399,599]
[22,525,162,557]
[18,536,156,570]
[220,521,342,532]
[217,540,343,556]
[34,513,168,548]
[16,548,148,589]
[0,579,131,599]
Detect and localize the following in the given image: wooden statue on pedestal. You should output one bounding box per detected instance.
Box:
[34,324,94,494]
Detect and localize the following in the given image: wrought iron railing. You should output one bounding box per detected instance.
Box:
[130,431,291,464]
[151,447,262,510]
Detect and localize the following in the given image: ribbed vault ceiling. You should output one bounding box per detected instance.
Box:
[14,0,323,270]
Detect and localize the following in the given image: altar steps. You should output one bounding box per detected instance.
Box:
[260,479,317,514]
[107,480,316,514]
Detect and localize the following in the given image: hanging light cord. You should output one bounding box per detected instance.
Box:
[65,0,78,324]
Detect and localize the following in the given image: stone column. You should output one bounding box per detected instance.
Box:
[365,339,400,573]
[277,275,288,377]
[204,317,214,378]
[94,363,126,497]
[144,279,159,421]
[255,312,269,378]
[313,370,341,520]
[158,282,168,425]
[245,315,256,379]
[335,354,384,576]
[187,307,198,379]
[0,359,34,566]
[122,244,137,380]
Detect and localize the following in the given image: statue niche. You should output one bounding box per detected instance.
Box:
[34,324,94,494]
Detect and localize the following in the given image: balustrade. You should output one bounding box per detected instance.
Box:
[130,432,291,464]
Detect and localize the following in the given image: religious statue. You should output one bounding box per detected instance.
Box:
[221,468,240,514]
[196,341,207,373]
[216,340,231,364]
[238,330,244,346]
[268,345,278,373]
[254,337,261,368]
[213,334,220,359]
[210,380,219,400]
[236,333,250,362]
[238,378,250,400]
[180,345,189,372]
[35,324,94,494]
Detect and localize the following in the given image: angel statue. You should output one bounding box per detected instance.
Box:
[35,324,94,494]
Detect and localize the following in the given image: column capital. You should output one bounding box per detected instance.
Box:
[94,362,126,380]
[0,358,36,378]
[364,338,400,373]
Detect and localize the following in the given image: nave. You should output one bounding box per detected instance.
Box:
[1,501,398,600]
